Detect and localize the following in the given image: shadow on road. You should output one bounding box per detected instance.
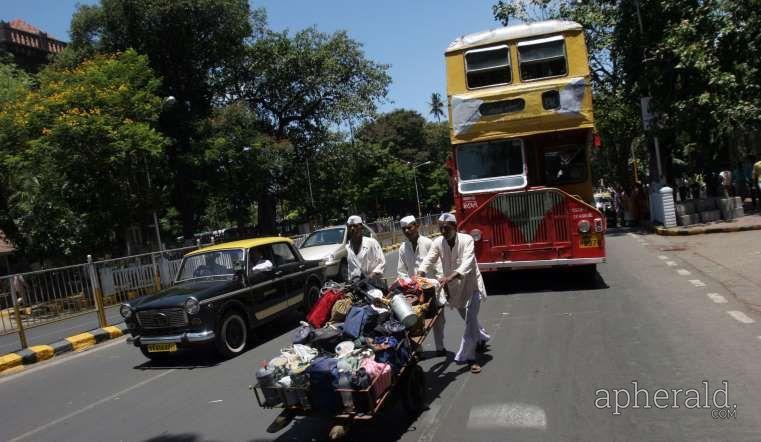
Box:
[484,267,609,295]
[605,226,652,237]
[144,434,220,442]
[133,310,307,371]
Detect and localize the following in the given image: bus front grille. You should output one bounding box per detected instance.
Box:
[488,190,569,246]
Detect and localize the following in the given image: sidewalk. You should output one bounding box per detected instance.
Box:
[655,213,761,236]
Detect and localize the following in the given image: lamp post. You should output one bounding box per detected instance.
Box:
[409,161,432,221]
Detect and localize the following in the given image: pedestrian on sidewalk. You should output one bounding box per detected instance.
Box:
[345,215,385,286]
[752,157,761,211]
[418,213,490,374]
[396,215,446,357]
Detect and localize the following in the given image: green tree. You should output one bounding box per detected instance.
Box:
[225,27,390,232]
[68,0,254,238]
[0,56,34,245]
[429,92,445,122]
[0,50,167,261]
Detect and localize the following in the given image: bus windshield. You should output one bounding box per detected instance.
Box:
[456,139,526,193]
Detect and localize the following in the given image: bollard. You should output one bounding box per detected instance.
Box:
[87,255,108,328]
[10,278,28,349]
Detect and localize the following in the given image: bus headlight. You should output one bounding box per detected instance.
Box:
[577,220,591,233]
[184,297,200,315]
[120,303,133,319]
[470,229,482,241]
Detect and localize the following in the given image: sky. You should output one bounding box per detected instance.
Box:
[1,0,500,120]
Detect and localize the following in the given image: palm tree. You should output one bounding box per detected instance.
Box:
[429,92,445,122]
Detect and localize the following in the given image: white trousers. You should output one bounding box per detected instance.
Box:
[433,308,445,351]
[454,291,491,363]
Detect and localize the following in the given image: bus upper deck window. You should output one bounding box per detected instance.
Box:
[465,45,511,89]
[518,36,567,81]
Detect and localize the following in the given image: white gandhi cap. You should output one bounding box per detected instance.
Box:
[346,215,363,225]
[438,212,457,223]
[399,215,416,227]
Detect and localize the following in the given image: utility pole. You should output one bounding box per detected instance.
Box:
[634,0,664,185]
[410,161,432,221]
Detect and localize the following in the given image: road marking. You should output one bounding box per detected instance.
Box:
[727,311,755,324]
[689,280,706,287]
[707,293,727,304]
[641,242,649,246]
[666,261,677,267]
[627,233,637,238]
[467,403,547,430]
[677,269,691,276]
[658,255,669,260]
[9,369,175,441]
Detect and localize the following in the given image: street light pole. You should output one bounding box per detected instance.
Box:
[409,161,432,221]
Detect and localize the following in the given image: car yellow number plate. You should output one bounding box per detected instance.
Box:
[579,233,600,248]
[147,343,177,353]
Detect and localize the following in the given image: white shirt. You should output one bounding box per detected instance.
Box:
[251,259,273,272]
[419,233,487,309]
[346,236,385,279]
[397,235,442,279]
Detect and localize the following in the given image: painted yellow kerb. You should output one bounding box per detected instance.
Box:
[0,353,22,372]
[103,326,124,339]
[66,332,96,351]
[29,345,55,362]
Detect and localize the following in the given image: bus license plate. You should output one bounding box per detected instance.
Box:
[580,234,600,248]
[147,343,177,353]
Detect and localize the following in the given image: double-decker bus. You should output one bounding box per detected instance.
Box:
[444,20,605,274]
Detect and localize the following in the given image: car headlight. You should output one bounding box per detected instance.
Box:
[324,254,338,265]
[470,229,482,241]
[184,297,200,315]
[578,220,591,233]
[120,303,133,319]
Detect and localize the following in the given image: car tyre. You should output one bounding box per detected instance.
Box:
[215,310,248,359]
[304,283,321,312]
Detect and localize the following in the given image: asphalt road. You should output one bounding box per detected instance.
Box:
[2,231,761,441]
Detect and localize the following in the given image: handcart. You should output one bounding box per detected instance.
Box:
[251,304,444,440]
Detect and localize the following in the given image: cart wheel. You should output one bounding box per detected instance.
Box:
[329,424,349,440]
[401,364,426,413]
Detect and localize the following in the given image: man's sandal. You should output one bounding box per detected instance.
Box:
[470,363,482,374]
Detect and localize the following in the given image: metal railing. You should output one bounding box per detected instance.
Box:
[0,217,440,352]
[0,244,206,350]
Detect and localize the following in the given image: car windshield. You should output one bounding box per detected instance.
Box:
[300,228,345,248]
[176,249,244,282]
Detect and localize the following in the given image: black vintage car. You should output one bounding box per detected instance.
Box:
[121,237,324,360]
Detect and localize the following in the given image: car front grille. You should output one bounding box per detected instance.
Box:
[136,308,188,329]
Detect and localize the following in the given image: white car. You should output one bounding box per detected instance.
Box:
[298,225,376,281]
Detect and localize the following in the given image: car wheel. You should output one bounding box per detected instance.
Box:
[338,259,348,282]
[139,345,174,362]
[304,283,321,312]
[215,310,248,359]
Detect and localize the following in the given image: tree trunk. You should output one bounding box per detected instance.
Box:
[257,191,277,235]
